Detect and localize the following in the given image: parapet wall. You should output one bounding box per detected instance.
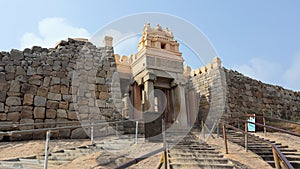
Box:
[0,38,122,141]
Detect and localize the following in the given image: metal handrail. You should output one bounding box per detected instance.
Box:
[0,120,130,136]
[0,119,129,128]
[264,116,300,126]
[223,123,294,169]
[240,120,300,137]
[225,114,300,126]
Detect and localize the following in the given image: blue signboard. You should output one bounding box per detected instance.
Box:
[247,114,255,132]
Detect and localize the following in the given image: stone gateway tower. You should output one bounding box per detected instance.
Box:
[116,23,188,126]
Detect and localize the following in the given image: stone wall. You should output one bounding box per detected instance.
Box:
[188,57,300,125]
[0,38,122,141]
[225,69,300,120]
[188,57,229,128]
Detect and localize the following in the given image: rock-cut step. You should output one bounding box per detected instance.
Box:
[168,132,236,169]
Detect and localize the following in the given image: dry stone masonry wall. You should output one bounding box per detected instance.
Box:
[188,57,229,127]
[225,69,300,120]
[0,38,121,141]
[188,57,300,125]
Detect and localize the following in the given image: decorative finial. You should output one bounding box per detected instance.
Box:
[156,24,162,31]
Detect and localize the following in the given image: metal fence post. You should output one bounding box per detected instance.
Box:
[272,145,280,169]
[44,130,50,169]
[91,122,94,145]
[135,121,139,144]
[245,123,248,152]
[222,124,228,154]
[162,119,167,169]
[201,120,205,139]
[116,122,118,136]
[217,121,220,137]
[263,115,267,136]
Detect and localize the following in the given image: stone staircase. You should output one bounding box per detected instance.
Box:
[225,130,300,168]
[0,135,145,169]
[0,144,102,169]
[166,131,236,169]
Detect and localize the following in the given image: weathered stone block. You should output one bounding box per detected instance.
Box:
[34,96,46,107]
[34,119,44,129]
[0,113,6,120]
[99,92,109,100]
[44,119,56,128]
[62,95,72,102]
[53,61,61,71]
[28,79,41,85]
[7,112,20,122]
[5,65,15,73]
[69,103,78,111]
[0,102,4,112]
[34,107,45,119]
[97,85,109,92]
[78,105,89,114]
[33,131,45,140]
[59,129,71,139]
[9,80,20,92]
[47,100,59,109]
[47,92,61,101]
[51,77,60,85]
[23,94,34,105]
[0,91,6,102]
[6,97,21,106]
[10,49,24,60]
[96,99,106,107]
[102,109,113,117]
[89,106,100,114]
[21,106,33,119]
[6,73,15,81]
[57,109,67,118]
[50,85,60,93]
[19,119,34,130]
[37,86,48,97]
[61,78,69,86]
[8,106,22,112]
[67,111,78,120]
[27,67,36,76]
[46,109,57,119]
[21,83,37,94]
[70,128,88,139]
[59,101,68,109]
[60,86,69,94]
[0,73,5,83]
[43,77,51,87]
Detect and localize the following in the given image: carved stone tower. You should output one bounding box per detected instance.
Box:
[115,23,188,126]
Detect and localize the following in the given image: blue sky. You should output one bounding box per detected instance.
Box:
[0,0,300,91]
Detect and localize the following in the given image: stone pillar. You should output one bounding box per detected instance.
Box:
[122,93,129,118]
[144,80,154,112]
[174,84,188,126]
[133,83,142,119]
[103,36,113,47]
[188,90,197,125]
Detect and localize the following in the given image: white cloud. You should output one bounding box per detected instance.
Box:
[90,29,139,56]
[234,57,279,83]
[283,54,300,90]
[20,17,90,49]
